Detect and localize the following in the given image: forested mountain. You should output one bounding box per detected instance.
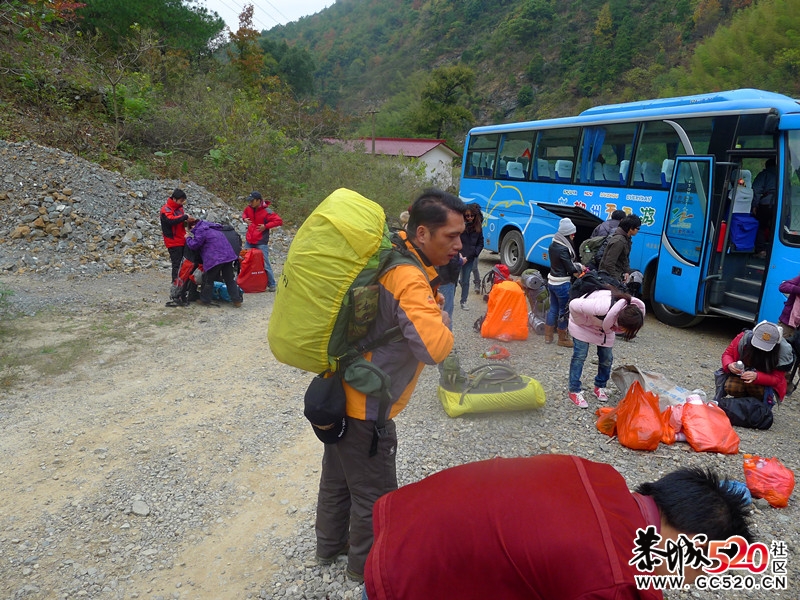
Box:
[266,0,800,142]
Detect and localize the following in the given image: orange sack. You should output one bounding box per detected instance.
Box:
[681,402,740,454]
[481,280,529,341]
[743,455,795,508]
[614,381,663,451]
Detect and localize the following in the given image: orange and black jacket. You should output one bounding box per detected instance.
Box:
[344,230,454,421]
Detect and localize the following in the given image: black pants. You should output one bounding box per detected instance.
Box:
[200,261,242,304]
[168,246,185,282]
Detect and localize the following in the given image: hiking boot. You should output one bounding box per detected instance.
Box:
[557,329,573,348]
[460,302,469,311]
[232,301,242,308]
[345,568,364,584]
[316,543,349,566]
[593,387,609,402]
[544,325,555,344]
[569,391,588,408]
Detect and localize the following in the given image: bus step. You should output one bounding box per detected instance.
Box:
[723,290,759,305]
[708,305,757,322]
[732,277,762,290]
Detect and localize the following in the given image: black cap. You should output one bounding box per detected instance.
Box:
[248,191,263,201]
[304,373,348,444]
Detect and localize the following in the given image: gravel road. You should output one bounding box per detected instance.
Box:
[0,252,797,600]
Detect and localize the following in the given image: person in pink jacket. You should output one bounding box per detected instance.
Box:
[567,288,645,408]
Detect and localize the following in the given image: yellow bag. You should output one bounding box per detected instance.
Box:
[438,363,545,418]
[267,188,390,374]
[480,280,529,341]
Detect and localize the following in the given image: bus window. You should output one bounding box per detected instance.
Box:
[782,131,800,246]
[577,122,636,186]
[465,133,499,178]
[735,113,778,150]
[633,121,684,189]
[535,127,579,183]
[497,131,534,180]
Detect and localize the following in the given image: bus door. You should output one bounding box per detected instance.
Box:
[654,156,715,315]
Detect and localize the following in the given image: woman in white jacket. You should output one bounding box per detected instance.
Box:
[567,287,645,408]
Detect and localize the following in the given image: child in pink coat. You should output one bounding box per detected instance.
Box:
[567,288,645,408]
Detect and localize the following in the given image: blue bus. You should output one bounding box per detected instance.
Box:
[460,88,800,327]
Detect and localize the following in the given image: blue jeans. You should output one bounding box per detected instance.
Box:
[439,282,455,329]
[546,282,570,330]
[569,339,613,393]
[459,259,475,303]
[244,242,276,287]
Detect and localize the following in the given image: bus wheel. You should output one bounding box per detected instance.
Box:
[500,230,527,275]
[650,300,705,328]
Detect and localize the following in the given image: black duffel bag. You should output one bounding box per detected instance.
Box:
[717,396,774,430]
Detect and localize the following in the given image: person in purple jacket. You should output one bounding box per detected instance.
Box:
[778,273,800,339]
[567,287,645,408]
[186,220,243,307]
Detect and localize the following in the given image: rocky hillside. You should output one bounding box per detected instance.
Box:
[0,141,292,278]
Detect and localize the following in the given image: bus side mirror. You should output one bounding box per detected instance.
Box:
[764,109,779,134]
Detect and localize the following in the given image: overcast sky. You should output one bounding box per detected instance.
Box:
[200,0,332,31]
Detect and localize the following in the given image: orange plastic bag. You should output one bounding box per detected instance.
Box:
[615,381,662,451]
[480,280,529,341]
[660,405,682,445]
[595,406,617,437]
[743,455,796,508]
[681,402,740,454]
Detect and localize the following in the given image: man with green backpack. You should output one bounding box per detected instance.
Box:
[308,189,464,582]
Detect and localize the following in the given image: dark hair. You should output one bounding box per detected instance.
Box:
[611,209,627,221]
[407,189,466,240]
[765,157,776,169]
[172,188,187,200]
[637,467,753,543]
[465,202,483,232]
[741,332,782,372]
[620,214,642,232]
[610,290,644,340]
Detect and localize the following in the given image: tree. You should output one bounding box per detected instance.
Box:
[76,0,224,56]
[413,65,475,139]
[227,5,265,89]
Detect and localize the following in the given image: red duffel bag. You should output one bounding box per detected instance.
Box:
[237,248,268,293]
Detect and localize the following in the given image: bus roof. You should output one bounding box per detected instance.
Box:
[468,89,800,136]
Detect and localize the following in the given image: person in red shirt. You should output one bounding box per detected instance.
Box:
[159,188,195,283]
[241,191,283,292]
[364,455,752,600]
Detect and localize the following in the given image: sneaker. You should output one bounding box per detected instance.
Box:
[316,543,349,566]
[569,391,588,408]
[232,301,242,308]
[593,387,609,402]
[460,302,469,311]
[268,286,277,292]
[345,568,364,584]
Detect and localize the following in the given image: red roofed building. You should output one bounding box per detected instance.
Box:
[326,137,459,189]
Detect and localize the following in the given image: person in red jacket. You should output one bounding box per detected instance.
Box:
[159,188,195,283]
[364,455,753,600]
[720,320,792,402]
[241,191,283,292]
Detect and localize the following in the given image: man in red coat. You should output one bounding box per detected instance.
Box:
[241,191,283,292]
[364,455,752,599]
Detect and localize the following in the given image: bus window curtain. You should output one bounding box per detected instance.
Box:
[580,127,606,183]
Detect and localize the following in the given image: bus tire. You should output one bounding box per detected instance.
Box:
[500,230,528,275]
[650,300,705,328]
